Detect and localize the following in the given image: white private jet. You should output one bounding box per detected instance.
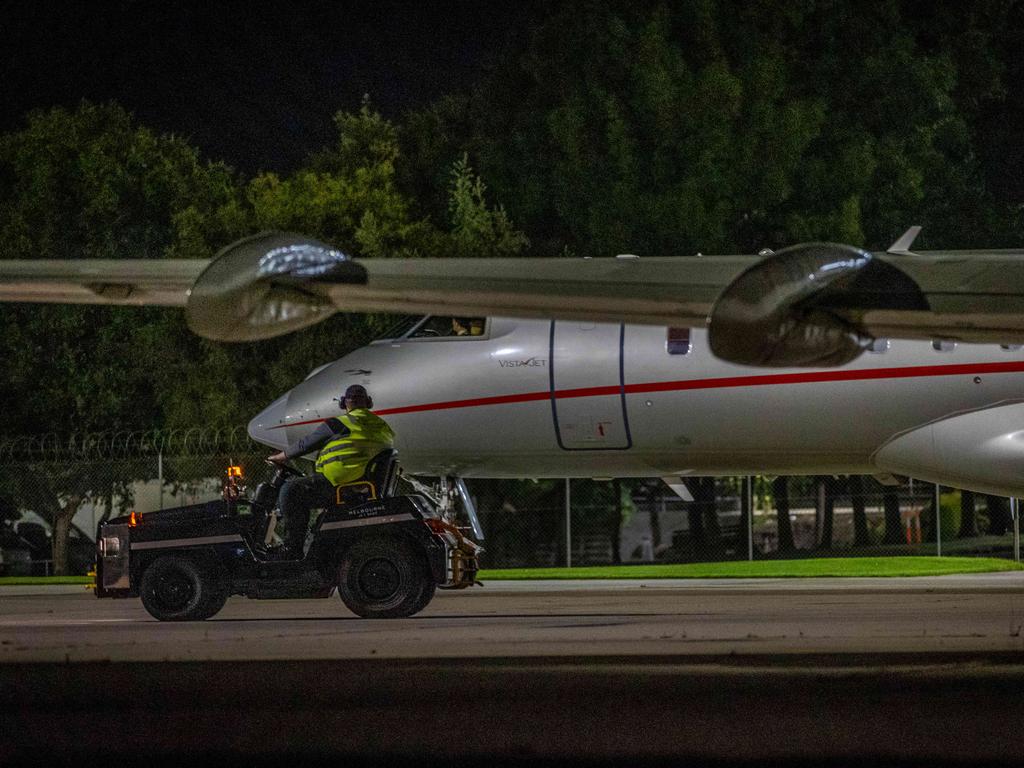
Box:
[4,227,1024,497]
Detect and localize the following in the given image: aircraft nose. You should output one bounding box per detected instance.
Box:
[247,393,290,448]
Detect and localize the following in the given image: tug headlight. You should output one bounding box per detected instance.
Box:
[99,536,121,556]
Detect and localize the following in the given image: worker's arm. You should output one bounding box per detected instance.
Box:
[268,418,349,462]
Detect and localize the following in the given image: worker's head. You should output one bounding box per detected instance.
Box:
[342,384,373,411]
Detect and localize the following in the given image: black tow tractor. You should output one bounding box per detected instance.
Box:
[94,451,481,620]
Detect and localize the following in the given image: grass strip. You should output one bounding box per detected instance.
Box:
[3,557,1019,585]
[479,556,1024,580]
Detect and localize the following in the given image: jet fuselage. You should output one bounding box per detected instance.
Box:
[248,317,1024,485]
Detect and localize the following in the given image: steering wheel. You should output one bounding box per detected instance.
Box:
[266,459,303,478]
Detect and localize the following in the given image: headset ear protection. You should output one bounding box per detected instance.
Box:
[335,394,373,409]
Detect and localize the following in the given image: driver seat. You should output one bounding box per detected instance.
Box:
[334,448,400,507]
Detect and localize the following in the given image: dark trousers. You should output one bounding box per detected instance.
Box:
[277,473,335,553]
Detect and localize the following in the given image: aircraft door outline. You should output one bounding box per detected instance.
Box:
[548,320,633,451]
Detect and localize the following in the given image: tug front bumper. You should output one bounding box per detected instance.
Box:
[425,518,482,589]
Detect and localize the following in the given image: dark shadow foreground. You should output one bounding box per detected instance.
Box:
[3,654,1024,766]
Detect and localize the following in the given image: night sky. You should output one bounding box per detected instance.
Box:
[1,1,542,173]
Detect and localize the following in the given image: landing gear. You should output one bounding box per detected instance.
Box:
[404,474,485,540]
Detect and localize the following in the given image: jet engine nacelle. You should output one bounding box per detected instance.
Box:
[186,232,366,342]
[872,403,1024,498]
[708,243,928,368]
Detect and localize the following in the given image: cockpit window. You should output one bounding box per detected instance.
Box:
[409,316,487,339]
[374,315,422,341]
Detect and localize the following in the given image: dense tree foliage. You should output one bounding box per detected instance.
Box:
[456,0,1022,255]
[0,102,249,434]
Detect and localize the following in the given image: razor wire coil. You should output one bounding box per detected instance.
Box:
[0,426,259,462]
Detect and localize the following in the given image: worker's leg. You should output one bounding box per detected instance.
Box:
[278,473,335,555]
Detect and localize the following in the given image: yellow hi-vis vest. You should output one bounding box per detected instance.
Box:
[314,408,395,486]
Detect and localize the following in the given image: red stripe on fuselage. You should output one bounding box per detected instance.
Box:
[267,360,1024,428]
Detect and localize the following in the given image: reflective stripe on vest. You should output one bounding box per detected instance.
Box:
[315,408,395,486]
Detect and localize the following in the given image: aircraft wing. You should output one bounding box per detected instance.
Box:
[0,258,208,307]
[3,229,1024,367]
[0,232,755,337]
[327,252,754,328]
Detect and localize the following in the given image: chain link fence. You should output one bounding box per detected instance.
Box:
[0,429,271,575]
[467,476,1022,568]
[1,430,1020,573]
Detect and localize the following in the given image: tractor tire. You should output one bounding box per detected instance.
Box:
[139,554,227,621]
[337,536,434,618]
[405,576,437,617]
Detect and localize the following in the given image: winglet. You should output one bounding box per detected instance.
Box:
[887,226,922,255]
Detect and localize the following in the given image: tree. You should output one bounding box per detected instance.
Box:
[247,103,529,396]
[0,103,255,435]
[738,476,751,555]
[772,477,795,554]
[882,486,904,545]
[688,478,723,559]
[609,479,624,565]
[958,490,979,538]
[986,495,1012,537]
[469,478,564,567]
[686,484,705,552]
[468,3,818,255]
[0,102,251,571]
[849,476,871,547]
[456,0,1018,260]
[254,101,437,260]
[448,154,529,258]
[817,476,836,551]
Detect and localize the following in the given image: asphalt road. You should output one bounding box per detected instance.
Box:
[2,574,1024,661]
[6,575,1024,765]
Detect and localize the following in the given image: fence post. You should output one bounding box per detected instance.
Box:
[746,476,754,562]
[565,478,572,568]
[1012,498,1020,563]
[934,483,942,557]
[158,450,164,511]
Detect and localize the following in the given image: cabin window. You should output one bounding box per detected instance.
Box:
[867,338,889,353]
[932,340,956,353]
[410,316,487,339]
[666,327,691,355]
[1001,344,1022,351]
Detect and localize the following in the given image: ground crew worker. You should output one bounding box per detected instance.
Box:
[268,384,395,557]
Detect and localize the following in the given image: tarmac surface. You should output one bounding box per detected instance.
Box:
[2,573,1024,661]
[5,575,1024,764]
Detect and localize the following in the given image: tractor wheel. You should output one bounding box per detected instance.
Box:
[337,536,434,618]
[139,554,227,621]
